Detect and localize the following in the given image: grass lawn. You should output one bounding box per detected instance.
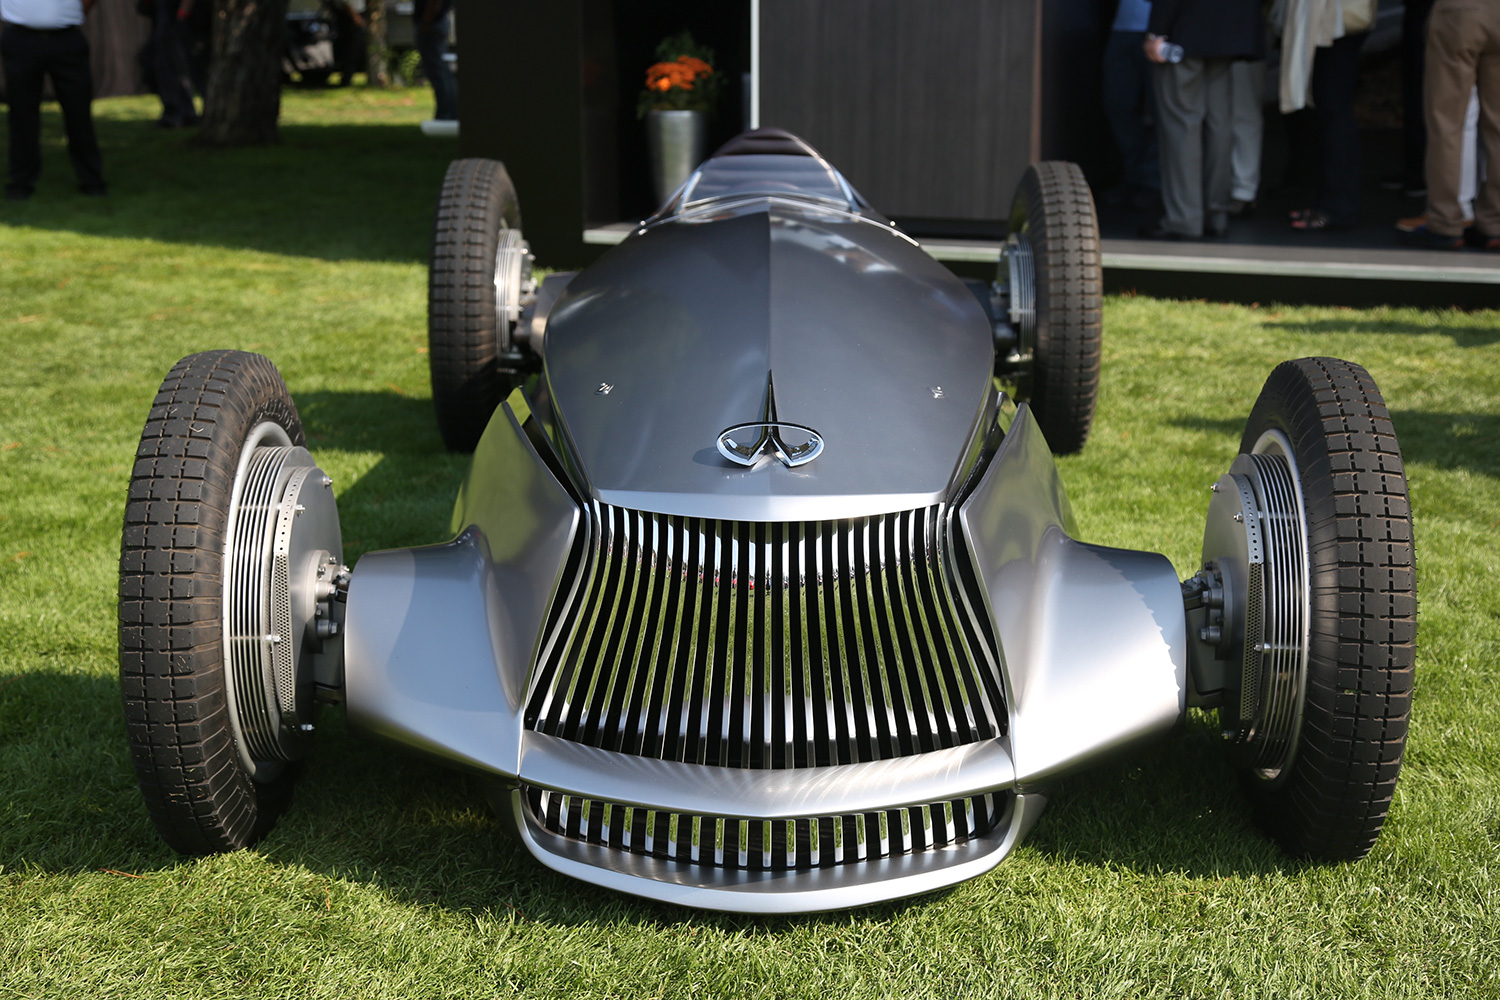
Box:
[2,88,1498,999]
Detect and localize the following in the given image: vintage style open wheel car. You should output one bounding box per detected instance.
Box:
[119,129,1415,913]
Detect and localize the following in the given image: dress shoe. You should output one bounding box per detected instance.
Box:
[1397,225,1464,250]
[1137,222,1190,241]
[5,185,33,201]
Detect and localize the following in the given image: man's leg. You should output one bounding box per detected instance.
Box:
[2,26,46,197]
[1313,31,1366,227]
[1153,59,1206,236]
[1203,59,1234,233]
[415,16,457,120]
[47,28,107,192]
[1102,31,1157,193]
[1229,59,1265,204]
[153,0,197,126]
[1425,1,1480,236]
[1471,9,1500,237]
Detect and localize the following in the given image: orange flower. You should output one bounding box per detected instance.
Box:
[645,56,713,93]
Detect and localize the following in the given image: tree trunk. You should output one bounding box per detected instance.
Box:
[200,0,290,146]
[365,0,389,87]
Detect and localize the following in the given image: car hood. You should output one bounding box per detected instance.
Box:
[541,203,994,520]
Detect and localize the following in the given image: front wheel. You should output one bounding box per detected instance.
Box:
[119,351,345,853]
[1199,358,1416,860]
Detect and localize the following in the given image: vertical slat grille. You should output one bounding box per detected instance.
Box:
[523,786,1008,872]
[527,503,1004,769]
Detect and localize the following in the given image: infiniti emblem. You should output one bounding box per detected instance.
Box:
[717,372,824,468]
[717,421,824,468]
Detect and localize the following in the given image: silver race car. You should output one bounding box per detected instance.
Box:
[119,129,1415,913]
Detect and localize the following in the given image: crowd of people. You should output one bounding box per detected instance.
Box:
[1105,0,1497,252]
[3,0,457,201]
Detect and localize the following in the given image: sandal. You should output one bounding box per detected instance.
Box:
[1291,209,1345,232]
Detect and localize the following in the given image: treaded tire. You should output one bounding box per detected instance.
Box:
[1239,357,1416,861]
[1008,162,1103,454]
[429,157,522,452]
[119,350,303,853]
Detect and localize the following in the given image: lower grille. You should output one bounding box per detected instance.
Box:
[524,785,1008,871]
[526,503,1004,768]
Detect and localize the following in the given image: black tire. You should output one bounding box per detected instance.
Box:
[119,350,303,853]
[1007,162,1103,454]
[1238,357,1416,860]
[429,157,523,452]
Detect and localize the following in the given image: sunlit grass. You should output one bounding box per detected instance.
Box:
[2,88,1498,999]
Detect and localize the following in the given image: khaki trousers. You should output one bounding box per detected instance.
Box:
[1425,0,1500,235]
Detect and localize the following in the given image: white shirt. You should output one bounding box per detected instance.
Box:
[0,0,86,29]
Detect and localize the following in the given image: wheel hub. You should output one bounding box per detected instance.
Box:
[493,228,535,334]
[995,234,1035,371]
[224,430,346,777]
[1190,435,1310,783]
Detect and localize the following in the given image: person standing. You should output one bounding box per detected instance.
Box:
[1101,0,1161,210]
[1403,0,1500,250]
[149,0,198,128]
[1,0,107,200]
[415,0,455,121]
[1141,0,1266,239]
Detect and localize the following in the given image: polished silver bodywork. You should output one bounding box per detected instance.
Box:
[344,150,1188,912]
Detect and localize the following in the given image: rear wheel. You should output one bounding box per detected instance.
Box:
[428,157,532,452]
[1201,358,1416,860]
[1002,161,1102,454]
[119,351,344,853]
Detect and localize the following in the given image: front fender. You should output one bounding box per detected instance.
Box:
[958,406,1187,786]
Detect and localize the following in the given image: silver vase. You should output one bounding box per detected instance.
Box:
[646,109,708,207]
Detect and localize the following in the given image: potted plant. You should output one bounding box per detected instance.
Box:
[638,32,720,206]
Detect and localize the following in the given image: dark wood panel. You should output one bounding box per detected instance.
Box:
[760,0,1037,223]
[460,0,590,266]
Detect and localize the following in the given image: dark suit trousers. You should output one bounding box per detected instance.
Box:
[1,24,106,194]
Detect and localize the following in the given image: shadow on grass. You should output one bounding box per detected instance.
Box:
[1260,318,1500,347]
[1,664,1299,929]
[1169,411,1500,480]
[0,116,456,264]
[1024,721,1304,880]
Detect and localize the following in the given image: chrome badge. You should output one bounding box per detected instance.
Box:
[717,421,824,468]
[719,371,824,468]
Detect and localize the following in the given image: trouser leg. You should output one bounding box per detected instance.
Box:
[1313,32,1366,226]
[1425,3,1481,235]
[1202,59,1234,231]
[153,0,197,125]
[416,17,457,120]
[1153,59,1206,235]
[47,28,106,191]
[1102,31,1158,192]
[1229,59,1265,202]
[2,26,46,194]
[1472,27,1500,233]
[1402,0,1436,184]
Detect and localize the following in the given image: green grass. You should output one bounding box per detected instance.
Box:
[3,89,1499,999]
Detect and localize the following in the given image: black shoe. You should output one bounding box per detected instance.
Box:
[1230,198,1257,217]
[1379,173,1427,198]
[4,185,32,202]
[79,184,108,197]
[1396,225,1464,250]
[1138,222,1191,240]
